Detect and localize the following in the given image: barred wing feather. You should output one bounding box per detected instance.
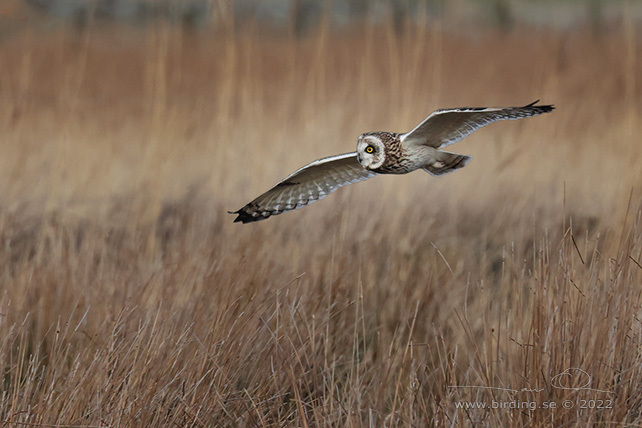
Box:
[230,153,377,223]
[400,101,554,149]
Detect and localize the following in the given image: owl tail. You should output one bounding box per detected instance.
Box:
[423,150,472,176]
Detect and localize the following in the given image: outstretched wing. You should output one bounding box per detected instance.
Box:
[400,100,554,148]
[230,152,377,223]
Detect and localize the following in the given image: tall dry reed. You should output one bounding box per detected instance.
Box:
[0,18,641,427]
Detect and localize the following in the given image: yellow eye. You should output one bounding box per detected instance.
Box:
[365,145,374,154]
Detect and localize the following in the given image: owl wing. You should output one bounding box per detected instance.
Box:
[400,100,554,149]
[230,152,378,223]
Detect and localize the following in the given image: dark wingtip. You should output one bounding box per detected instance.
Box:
[228,209,244,223]
[525,100,555,113]
[228,208,267,224]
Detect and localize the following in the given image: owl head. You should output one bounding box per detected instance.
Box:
[356,133,386,170]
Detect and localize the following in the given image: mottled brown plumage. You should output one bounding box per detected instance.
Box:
[358,132,408,173]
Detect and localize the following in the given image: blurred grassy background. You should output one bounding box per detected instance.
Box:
[0,0,641,426]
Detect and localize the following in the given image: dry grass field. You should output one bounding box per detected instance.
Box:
[0,14,642,427]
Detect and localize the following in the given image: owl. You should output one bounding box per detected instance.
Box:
[230,101,554,223]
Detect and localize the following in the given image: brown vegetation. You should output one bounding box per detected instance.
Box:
[0,19,641,427]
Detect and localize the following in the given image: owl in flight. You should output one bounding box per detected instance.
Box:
[230,101,554,223]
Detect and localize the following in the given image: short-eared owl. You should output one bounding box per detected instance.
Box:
[231,101,554,223]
